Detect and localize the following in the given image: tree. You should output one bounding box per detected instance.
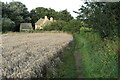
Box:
[0,2,2,32]
[30,8,73,29]
[43,20,67,31]
[63,19,83,33]
[30,7,58,28]
[2,1,31,31]
[2,18,15,32]
[58,9,73,22]
[75,2,120,38]
[2,2,10,18]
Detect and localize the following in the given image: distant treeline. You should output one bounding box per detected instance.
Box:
[1,1,73,32]
[1,1,120,39]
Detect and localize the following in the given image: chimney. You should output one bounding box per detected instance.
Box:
[45,16,48,20]
[50,17,53,22]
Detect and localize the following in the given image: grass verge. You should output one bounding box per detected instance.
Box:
[74,32,118,78]
[52,41,79,78]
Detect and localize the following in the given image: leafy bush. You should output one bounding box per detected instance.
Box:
[80,27,93,32]
[44,19,84,33]
[2,18,15,32]
[43,20,67,31]
[62,19,83,33]
[76,2,120,38]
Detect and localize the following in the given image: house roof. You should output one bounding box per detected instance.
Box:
[35,18,52,26]
[35,18,44,25]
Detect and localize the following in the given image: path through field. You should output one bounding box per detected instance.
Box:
[74,51,84,78]
[1,32,73,78]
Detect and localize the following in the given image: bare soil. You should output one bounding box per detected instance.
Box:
[74,51,84,78]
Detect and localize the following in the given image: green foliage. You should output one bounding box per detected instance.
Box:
[2,18,15,32]
[44,19,84,33]
[52,42,78,78]
[74,32,118,78]
[58,9,73,22]
[1,1,74,32]
[63,19,83,33]
[2,1,31,31]
[43,20,67,31]
[80,27,93,32]
[75,2,120,38]
[30,8,73,28]
[30,7,58,27]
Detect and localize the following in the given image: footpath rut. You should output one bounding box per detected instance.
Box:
[74,51,84,78]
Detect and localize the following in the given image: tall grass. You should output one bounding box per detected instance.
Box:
[74,32,118,78]
[50,41,78,78]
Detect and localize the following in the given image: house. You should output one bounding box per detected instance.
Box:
[20,23,33,31]
[35,16,54,30]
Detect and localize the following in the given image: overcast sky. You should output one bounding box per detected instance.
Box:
[2,0,85,18]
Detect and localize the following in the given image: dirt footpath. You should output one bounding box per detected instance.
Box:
[1,32,73,78]
[74,51,84,78]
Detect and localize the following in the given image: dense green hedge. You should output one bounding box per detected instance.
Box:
[43,20,67,31]
[2,18,15,32]
[44,19,84,33]
[62,19,83,33]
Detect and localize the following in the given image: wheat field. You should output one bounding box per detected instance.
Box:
[1,33,73,78]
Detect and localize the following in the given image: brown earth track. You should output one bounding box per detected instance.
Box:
[74,51,84,78]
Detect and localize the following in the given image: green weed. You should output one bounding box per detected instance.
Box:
[53,41,78,78]
[74,32,118,78]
